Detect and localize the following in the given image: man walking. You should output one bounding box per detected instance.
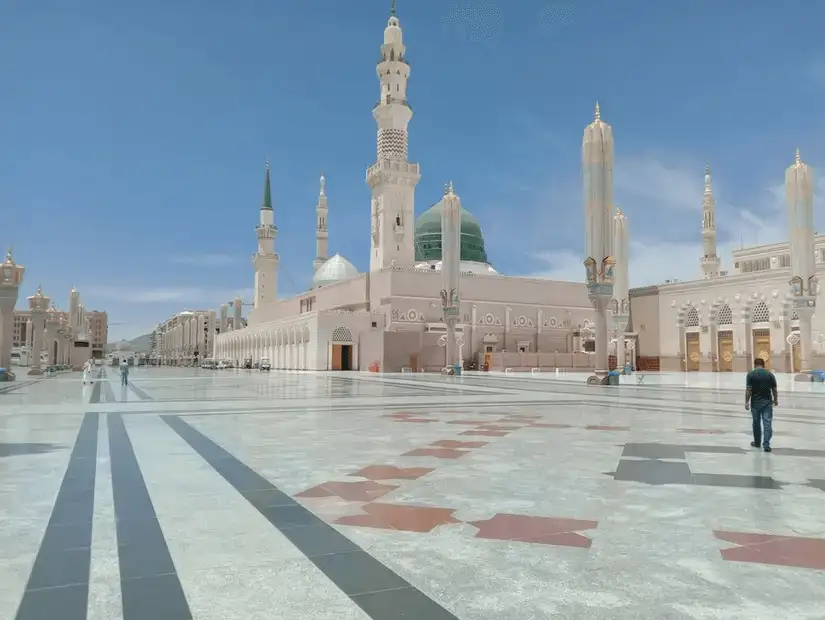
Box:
[745,358,778,452]
[120,360,130,386]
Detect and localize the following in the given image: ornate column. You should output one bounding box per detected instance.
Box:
[785,149,818,380]
[0,249,25,371]
[582,103,615,384]
[612,207,630,370]
[439,182,461,367]
[27,285,50,375]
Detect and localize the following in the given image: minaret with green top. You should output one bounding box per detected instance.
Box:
[253,160,279,309]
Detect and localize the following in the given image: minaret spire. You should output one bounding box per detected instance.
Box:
[612,206,630,370]
[261,160,273,211]
[700,161,720,278]
[367,2,421,271]
[594,101,600,122]
[314,172,329,273]
[253,160,279,308]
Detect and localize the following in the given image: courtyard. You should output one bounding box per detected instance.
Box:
[1,368,825,619]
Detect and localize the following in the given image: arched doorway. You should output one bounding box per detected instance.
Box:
[330,326,354,370]
[684,306,700,371]
[716,304,733,372]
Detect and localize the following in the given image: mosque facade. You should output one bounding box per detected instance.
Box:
[214,6,596,372]
[629,155,825,373]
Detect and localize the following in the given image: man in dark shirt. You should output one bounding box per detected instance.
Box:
[745,358,778,452]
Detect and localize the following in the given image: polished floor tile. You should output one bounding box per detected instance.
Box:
[3,368,825,619]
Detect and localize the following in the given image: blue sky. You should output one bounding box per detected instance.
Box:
[2,0,824,341]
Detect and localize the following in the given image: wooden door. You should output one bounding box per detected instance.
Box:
[685,333,700,371]
[331,344,343,370]
[793,341,801,372]
[717,332,733,372]
[409,354,418,373]
[752,329,771,369]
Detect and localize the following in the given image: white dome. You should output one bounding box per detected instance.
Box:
[313,254,358,288]
[414,260,498,275]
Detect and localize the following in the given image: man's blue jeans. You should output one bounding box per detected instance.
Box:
[751,400,773,448]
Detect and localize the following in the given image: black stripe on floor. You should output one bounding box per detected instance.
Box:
[108,414,192,620]
[128,383,153,400]
[89,381,102,404]
[162,415,458,620]
[102,381,115,403]
[15,413,99,620]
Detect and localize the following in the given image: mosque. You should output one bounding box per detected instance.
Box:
[214,6,596,372]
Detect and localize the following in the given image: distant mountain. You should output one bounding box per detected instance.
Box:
[106,333,153,354]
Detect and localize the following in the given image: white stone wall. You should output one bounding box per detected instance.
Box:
[655,271,825,371]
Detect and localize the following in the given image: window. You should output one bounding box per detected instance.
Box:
[752,301,769,323]
[717,304,732,325]
[685,306,699,327]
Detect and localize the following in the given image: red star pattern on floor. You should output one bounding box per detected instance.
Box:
[296,480,399,502]
[335,503,460,532]
[402,447,470,459]
[349,465,435,481]
[714,530,825,570]
[469,514,599,548]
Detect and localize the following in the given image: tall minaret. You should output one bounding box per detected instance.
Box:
[440,181,462,367]
[700,162,721,278]
[68,286,79,332]
[786,148,818,378]
[314,173,329,272]
[253,161,279,308]
[367,2,421,272]
[582,102,615,383]
[612,207,630,370]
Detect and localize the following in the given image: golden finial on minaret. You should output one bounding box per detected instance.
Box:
[4,246,12,263]
[795,148,801,164]
[265,159,270,171]
[594,101,601,122]
[616,206,622,216]
[390,0,397,16]
[705,161,710,176]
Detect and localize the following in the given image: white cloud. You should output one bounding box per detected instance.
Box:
[86,286,252,304]
[614,156,702,212]
[171,253,240,266]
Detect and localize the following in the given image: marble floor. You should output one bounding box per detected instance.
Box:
[2,367,825,620]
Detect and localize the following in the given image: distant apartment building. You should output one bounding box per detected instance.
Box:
[13,309,108,359]
[153,310,216,366]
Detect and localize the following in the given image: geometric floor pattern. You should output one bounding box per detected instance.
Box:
[2,368,825,619]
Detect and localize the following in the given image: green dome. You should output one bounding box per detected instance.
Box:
[413,202,489,263]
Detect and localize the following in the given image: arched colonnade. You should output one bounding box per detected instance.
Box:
[215,323,312,370]
[674,291,802,371]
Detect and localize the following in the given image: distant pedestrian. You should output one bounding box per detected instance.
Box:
[82,360,93,385]
[120,361,129,386]
[745,358,778,452]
